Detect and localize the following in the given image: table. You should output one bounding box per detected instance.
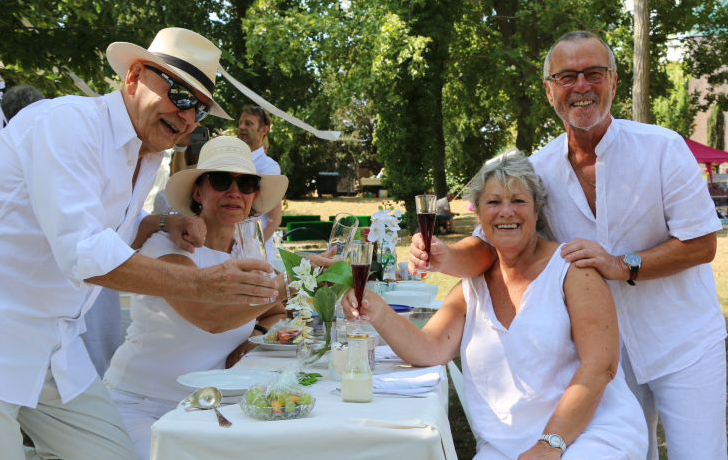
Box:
[150,350,457,460]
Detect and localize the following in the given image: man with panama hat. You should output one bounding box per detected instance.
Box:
[0,28,278,459]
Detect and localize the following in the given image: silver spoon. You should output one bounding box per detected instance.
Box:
[181,387,232,428]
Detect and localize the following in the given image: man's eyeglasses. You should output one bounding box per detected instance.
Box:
[545,66,611,88]
[203,172,260,194]
[145,65,210,122]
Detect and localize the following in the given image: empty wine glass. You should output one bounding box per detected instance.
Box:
[328,213,359,261]
[234,218,277,304]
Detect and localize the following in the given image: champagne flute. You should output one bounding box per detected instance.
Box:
[415,194,437,269]
[234,218,277,305]
[328,213,359,261]
[350,242,373,327]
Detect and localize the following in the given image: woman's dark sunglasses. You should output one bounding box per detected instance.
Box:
[204,172,260,194]
[145,65,210,122]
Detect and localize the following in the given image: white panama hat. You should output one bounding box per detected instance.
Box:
[166,136,288,216]
[106,27,231,119]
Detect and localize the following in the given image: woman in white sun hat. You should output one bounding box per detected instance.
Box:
[104,136,289,460]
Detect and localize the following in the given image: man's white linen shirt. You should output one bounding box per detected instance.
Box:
[251,146,281,263]
[531,118,725,384]
[0,91,163,407]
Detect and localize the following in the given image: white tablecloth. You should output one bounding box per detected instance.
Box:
[150,350,456,460]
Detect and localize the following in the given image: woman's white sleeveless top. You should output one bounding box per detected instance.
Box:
[460,245,647,459]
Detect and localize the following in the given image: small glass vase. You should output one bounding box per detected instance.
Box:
[297,320,333,367]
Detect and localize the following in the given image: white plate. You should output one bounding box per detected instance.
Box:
[177,369,276,396]
[248,334,300,351]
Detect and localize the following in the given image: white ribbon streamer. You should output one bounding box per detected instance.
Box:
[218,66,341,141]
[64,67,99,97]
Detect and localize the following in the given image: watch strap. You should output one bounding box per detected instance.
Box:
[627,265,638,286]
[159,214,169,233]
[253,324,269,335]
[539,433,566,453]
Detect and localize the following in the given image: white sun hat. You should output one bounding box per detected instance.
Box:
[166,136,288,216]
[106,27,231,119]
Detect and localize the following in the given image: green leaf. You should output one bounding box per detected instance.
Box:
[312,286,337,322]
[316,261,353,289]
[278,248,304,280]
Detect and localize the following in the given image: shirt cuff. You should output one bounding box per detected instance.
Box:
[669,216,723,241]
[73,228,135,285]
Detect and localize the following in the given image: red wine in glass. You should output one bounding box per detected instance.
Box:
[418,212,437,257]
[352,263,370,307]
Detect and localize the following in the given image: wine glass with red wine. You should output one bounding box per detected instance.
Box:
[350,242,374,320]
[415,194,437,268]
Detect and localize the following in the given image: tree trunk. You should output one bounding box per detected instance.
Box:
[432,73,448,199]
[515,87,535,154]
[633,0,650,123]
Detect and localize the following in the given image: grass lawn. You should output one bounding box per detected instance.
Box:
[284,197,728,459]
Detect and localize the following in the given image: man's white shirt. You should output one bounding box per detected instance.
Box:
[251,146,282,264]
[0,91,163,406]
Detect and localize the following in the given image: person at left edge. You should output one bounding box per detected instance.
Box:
[0,27,277,460]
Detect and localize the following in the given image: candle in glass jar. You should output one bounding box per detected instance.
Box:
[341,333,373,403]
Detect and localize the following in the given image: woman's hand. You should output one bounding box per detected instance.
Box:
[517,442,562,460]
[408,233,450,274]
[305,246,337,268]
[340,288,388,325]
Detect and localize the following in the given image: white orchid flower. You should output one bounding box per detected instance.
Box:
[300,273,318,292]
[368,220,387,243]
[293,258,314,279]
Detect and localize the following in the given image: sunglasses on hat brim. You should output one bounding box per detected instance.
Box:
[145,65,210,122]
[202,172,261,194]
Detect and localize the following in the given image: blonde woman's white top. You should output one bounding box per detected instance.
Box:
[105,232,254,403]
[461,245,647,459]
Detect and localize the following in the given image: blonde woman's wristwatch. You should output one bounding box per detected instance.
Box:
[158,214,169,233]
[539,433,566,453]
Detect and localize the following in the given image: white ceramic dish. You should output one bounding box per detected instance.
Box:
[177,369,277,396]
[247,334,301,351]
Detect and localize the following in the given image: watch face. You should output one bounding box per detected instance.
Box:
[624,253,641,268]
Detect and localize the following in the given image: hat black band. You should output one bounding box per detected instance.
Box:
[152,52,215,94]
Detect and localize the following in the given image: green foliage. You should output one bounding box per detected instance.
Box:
[277,247,304,281]
[277,248,353,319]
[316,261,353,295]
[707,104,726,151]
[684,0,728,111]
[312,286,336,323]
[653,63,698,137]
[3,0,728,211]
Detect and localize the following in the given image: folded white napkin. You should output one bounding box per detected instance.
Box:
[373,366,442,395]
[374,345,404,363]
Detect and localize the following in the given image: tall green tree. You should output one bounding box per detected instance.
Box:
[653,62,698,137]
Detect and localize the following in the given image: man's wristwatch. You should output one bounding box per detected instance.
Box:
[623,253,642,286]
[539,433,566,453]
